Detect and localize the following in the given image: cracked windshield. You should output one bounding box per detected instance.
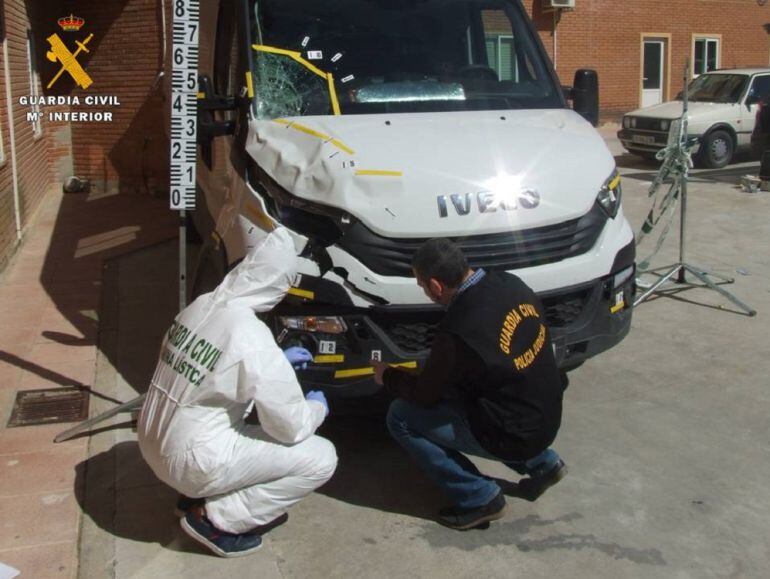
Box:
[249,0,562,118]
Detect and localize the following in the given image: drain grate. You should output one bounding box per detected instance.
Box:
[7,387,90,427]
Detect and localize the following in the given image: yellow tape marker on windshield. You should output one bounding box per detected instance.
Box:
[315,354,345,364]
[272,119,354,155]
[288,287,315,300]
[253,44,341,116]
[327,73,341,116]
[245,72,254,99]
[197,92,205,99]
[334,361,418,379]
[355,169,403,177]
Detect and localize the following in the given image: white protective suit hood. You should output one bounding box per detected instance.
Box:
[210,227,298,313]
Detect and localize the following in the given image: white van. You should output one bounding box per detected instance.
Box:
[189,0,636,399]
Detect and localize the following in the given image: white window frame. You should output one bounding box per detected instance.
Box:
[26,31,43,138]
[485,34,517,81]
[692,35,721,78]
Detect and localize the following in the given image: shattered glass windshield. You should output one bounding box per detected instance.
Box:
[249,0,562,118]
[684,74,749,104]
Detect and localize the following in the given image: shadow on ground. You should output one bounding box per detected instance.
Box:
[616,150,761,187]
[74,441,198,552]
[74,418,443,550]
[316,415,442,521]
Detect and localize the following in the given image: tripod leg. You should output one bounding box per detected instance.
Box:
[633,264,681,307]
[686,267,734,284]
[54,393,147,443]
[684,265,757,316]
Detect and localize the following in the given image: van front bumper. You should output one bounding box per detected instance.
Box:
[270,241,636,398]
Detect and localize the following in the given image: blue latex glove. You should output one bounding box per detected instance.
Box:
[284,347,314,370]
[306,390,329,416]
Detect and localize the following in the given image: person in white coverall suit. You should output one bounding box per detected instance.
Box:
[138,227,337,558]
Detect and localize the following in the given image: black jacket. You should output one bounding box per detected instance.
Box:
[384,271,564,461]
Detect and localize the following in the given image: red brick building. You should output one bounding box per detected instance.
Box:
[0,0,768,272]
[0,0,169,272]
[528,0,770,118]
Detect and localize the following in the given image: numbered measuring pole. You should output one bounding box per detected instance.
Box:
[169,0,200,311]
[169,0,199,210]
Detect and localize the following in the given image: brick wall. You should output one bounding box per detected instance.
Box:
[525,0,770,119]
[0,0,61,272]
[35,0,170,195]
[0,0,171,272]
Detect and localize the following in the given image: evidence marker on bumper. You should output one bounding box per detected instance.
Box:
[334,361,417,379]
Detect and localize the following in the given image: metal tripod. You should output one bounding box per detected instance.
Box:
[633,171,756,316]
[633,62,756,317]
[54,393,146,443]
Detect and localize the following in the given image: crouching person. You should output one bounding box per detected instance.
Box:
[138,227,337,557]
[373,238,567,530]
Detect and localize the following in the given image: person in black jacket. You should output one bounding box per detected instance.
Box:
[372,238,567,530]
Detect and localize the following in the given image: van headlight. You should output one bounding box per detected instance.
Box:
[659,119,670,132]
[623,116,631,128]
[597,170,622,219]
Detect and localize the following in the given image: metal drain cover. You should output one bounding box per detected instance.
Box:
[7,387,90,427]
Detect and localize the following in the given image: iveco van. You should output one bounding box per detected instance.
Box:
[188,0,636,399]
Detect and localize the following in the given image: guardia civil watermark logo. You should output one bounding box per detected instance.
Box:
[47,14,93,90]
[20,14,123,125]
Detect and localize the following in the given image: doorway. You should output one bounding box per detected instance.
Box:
[642,39,665,107]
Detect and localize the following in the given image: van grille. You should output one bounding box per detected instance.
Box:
[338,204,606,277]
[369,286,594,354]
[541,288,592,328]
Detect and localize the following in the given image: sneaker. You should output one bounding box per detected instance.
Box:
[438,491,506,530]
[180,509,263,558]
[174,494,205,517]
[517,459,568,501]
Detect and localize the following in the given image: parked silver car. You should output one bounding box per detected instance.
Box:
[618,68,770,168]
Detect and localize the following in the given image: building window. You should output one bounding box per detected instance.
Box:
[26,31,42,138]
[485,35,515,81]
[693,37,719,77]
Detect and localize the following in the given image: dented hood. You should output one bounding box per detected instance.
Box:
[246,109,614,238]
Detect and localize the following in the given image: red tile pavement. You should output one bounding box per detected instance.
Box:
[0,541,78,579]
[0,188,176,579]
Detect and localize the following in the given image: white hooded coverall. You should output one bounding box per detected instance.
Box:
[138,228,337,534]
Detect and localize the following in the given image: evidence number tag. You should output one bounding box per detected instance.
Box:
[610,290,625,314]
[319,340,337,355]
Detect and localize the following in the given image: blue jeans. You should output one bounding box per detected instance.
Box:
[386,398,561,509]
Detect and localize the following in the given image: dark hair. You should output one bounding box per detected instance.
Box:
[411,238,469,288]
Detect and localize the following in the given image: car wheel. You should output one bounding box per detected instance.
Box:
[699,129,734,169]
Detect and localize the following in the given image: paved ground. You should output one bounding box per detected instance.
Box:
[0,189,176,578]
[2,129,769,578]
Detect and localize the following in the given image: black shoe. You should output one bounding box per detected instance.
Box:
[180,510,263,558]
[517,459,568,501]
[174,494,205,517]
[438,491,506,530]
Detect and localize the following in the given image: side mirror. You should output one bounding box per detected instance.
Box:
[197,75,237,145]
[745,93,761,107]
[571,69,599,127]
